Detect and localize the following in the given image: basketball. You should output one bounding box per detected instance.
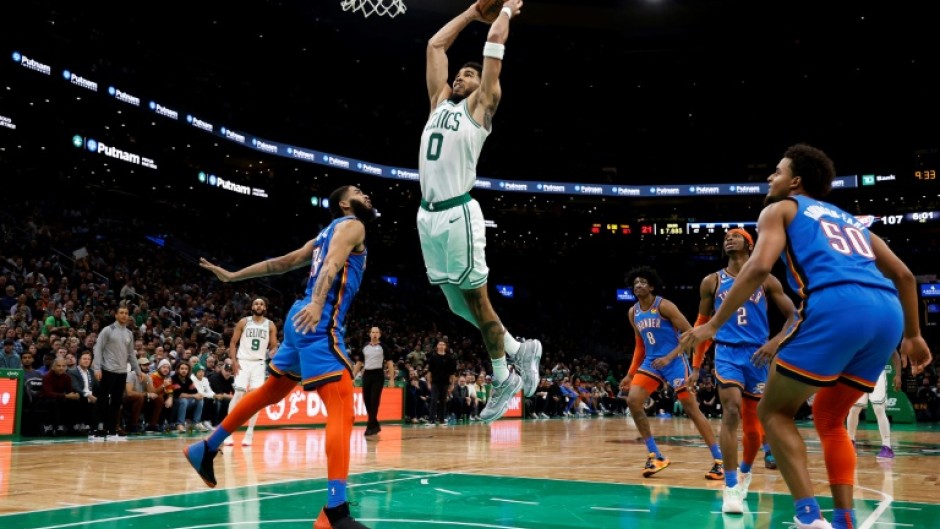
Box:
[476,0,504,23]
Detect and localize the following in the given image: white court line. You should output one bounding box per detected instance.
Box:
[490,498,538,505]
[435,488,462,495]
[364,489,387,494]
[359,519,532,528]
[872,523,914,527]
[590,507,650,513]
[256,492,283,497]
[165,519,535,529]
[857,484,894,529]
[710,511,769,514]
[24,472,444,529]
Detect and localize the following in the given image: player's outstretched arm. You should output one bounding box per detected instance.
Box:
[427,4,483,109]
[474,0,522,129]
[199,241,315,283]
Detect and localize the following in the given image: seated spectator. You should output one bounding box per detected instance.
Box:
[36,351,55,375]
[41,357,79,435]
[651,385,676,417]
[148,359,175,431]
[529,378,558,418]
[190,364,214,431]
[42,306,71,337]
[0,338,21,368]
[406,370,430,423]
[451,374,471,422]
[915,376,937,422]
[696,377,720,418]
[406,345,427,370]
[466,373,481,420]
[67,350,97,433]
[207,359,235,426]
[171,362,203,432]
[124,356,158,434]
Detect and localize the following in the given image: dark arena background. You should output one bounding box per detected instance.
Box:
[0,1,938,529]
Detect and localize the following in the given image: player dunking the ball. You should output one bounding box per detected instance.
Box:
[682,144,932,529]
[185,185,377,529]
[418,0,541,422]
[621,266,724,480]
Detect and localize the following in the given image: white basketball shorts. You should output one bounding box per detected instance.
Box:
[234,359,267,392]
[416,199,489,289]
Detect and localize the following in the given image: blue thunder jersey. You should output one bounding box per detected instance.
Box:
[714,269,769,347]
[782,195,896,297]
[304,216,367,334]
[633,297,679,359]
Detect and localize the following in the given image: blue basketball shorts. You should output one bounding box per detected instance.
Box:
[774,284,902,392]
[268,300,354,391]
[715,343,769,399]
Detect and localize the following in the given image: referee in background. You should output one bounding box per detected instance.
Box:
[361,326,394,438]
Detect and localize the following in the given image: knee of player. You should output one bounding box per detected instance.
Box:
[626,392,645,409]
[721,401,742,421]
[755,398,773,424]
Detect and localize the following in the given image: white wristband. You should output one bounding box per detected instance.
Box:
[500,6,513,20]
[483,42,505,60]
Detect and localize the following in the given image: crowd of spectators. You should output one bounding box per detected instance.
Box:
[2,189,939,438]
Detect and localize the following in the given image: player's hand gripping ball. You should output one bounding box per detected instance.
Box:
[476,0,505,23]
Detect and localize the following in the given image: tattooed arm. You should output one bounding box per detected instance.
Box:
[199,240,315,282]
[292,220,367,334]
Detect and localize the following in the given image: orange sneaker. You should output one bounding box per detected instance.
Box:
[706,459,725,480]
[642,453,671,478]
[314,508,331,529]
[313,502,370,529]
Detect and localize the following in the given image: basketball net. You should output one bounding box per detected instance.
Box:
[341,0,406,18]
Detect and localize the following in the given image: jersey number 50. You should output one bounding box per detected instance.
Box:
[820,220,874,258]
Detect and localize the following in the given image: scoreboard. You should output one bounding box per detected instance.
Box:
[590,211,939,236]
[686,221,757,235]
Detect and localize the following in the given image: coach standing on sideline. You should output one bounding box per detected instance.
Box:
[361,326,394,438]
[91,301,145,441]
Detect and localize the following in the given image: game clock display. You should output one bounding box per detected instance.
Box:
[914,169,936,181]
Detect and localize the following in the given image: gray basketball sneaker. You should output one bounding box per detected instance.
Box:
[480,371,523,423]
[512,339,543,397]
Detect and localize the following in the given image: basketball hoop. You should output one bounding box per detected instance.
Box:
[341,0,406,18]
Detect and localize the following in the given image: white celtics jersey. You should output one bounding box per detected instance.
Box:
[237,317,270,361]
[419,98,490,202]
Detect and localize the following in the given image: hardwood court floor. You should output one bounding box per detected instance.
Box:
[2,415,938,528]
